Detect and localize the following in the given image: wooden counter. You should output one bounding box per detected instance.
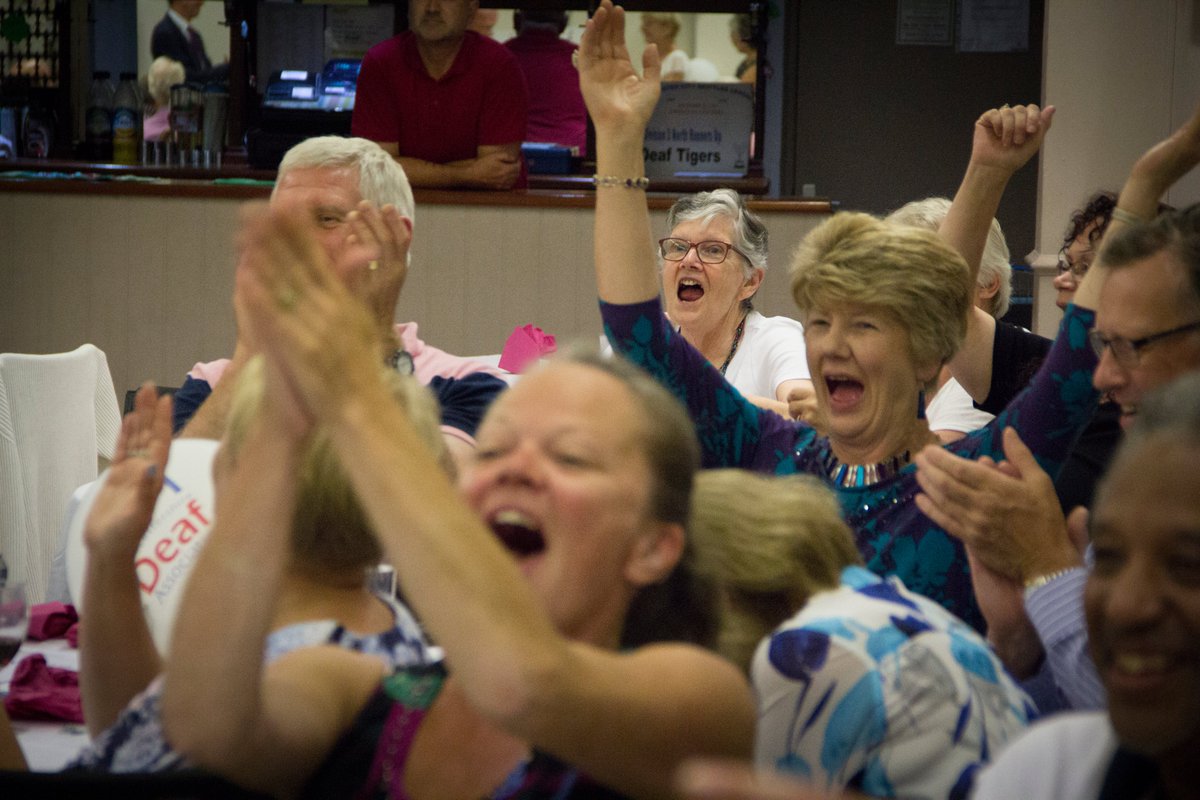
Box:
[0,165,832,396]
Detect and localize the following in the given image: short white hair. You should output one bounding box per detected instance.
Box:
[275,136,415,225]
[887,196,1012,319]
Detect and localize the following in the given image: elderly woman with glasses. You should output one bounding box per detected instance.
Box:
[583,0,1104,632]
[654,189,813,419]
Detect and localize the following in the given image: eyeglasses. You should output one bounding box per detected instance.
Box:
[1088,319,1200,369]
[658,238,749,265]
[1056,246,1093,281]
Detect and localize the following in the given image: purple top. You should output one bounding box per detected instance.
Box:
[601,297,1100,632]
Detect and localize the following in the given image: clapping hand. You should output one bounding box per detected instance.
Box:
[83,383,172,558]
[235,202,384,427]
[335,200,412,335]
[914,427,1081,582]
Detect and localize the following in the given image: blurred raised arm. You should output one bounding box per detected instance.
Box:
[583,0,662,305]
[941,104,1053,402]
[78,383,172,736]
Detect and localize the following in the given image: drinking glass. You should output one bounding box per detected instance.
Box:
[0,582,27,668]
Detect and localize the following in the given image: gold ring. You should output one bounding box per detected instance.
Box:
[368,260,380,272]
[277,287,298,311]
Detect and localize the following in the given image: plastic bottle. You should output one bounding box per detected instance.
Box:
[112,72,142,165]
[22,104,54,158]
[85,70,115,161]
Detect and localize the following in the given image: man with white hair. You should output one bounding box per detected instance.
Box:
[174,136,506,466]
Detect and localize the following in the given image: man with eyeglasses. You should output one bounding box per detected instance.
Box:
[914,106,1200,714]
[1090,208,1200,429]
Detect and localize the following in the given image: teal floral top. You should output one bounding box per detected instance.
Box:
[601,298,1099,631]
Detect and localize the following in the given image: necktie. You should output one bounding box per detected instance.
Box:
[186,27,210,71]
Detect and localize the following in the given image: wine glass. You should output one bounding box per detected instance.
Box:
[0,582,27,668]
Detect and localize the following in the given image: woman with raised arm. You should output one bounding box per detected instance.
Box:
[652,189,813,420]
[586,0,1099,633]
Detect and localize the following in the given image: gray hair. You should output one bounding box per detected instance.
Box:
[275,136,416,225]
[886,196,1013,319]
[666,188,769,282]
[1102,202,1200,309]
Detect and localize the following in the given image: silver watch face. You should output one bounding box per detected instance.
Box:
[391,349,414,376]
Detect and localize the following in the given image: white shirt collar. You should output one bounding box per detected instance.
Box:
[166,7,191,36]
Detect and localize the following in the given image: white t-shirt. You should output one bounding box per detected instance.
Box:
[659,49,689,77]
[972,712,1118,799]
[926,376,994,434]
[723,310,810,401]
[600,310,809,403]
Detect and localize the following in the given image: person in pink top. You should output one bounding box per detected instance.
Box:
[505,10,587,156]
[173,135,506,469]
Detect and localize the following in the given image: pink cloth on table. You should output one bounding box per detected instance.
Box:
[499,324,557,374]
[26,602,78,641]
[3,654,83,722]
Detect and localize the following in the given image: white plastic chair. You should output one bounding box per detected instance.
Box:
[0,344,121,602]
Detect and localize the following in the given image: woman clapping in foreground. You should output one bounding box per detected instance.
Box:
[161,135,753,800]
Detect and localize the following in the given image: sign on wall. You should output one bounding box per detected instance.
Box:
[643,82,753,179]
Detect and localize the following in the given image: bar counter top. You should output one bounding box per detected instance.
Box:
[0,157,834,212]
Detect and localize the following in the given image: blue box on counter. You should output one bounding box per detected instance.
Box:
[521,142,573,174]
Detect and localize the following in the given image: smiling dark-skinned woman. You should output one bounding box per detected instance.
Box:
[584,0,1103,632]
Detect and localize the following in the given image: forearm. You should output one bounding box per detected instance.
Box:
[395,155,474,188]
[941,162,1013,288]
[0,705,25,770]
[1024,568,1104,710]
[745,393,792,420]
[161,424,300,765]
[948,309,997,403]
[79,548,162,736]
[593,127,660,303]
[330,386,566,723]
[1004,305,1099,477]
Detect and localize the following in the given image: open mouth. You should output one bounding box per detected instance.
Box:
[677,279,704,303]
[489,509,546,557]
[825,376,864,409]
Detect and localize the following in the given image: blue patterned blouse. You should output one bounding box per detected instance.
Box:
[754,566,1035,798]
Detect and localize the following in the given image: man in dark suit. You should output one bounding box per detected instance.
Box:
[150,0,228,85]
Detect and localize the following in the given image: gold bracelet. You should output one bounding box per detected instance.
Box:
[1111,206,1146,227]
[593,174,650,189]
[1023,566,1079,593]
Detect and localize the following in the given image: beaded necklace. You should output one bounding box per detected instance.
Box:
[822,448,912,488]
[717,313,748,375]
